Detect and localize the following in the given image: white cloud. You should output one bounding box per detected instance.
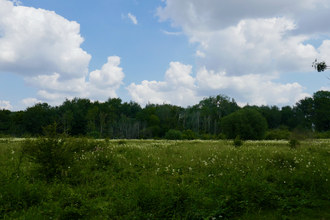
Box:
[161,30,182,35]
[128,13,138,25]
[126,62,201,106]
[0,1,124,107]
[20,98,41,107]
[196,50,206,58]
[0,100,12,110]
[127,61,310,107]
[156,0,330,76]
[89,56,124,89]
[156,0,330,33]
[152,0,330,106]
[196,67,311,106]
[24,56,125,105]
[0,0,91,78]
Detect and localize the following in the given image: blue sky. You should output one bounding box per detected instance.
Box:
[1,0,330,110]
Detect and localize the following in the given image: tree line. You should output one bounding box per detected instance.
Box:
[1,91,330,139]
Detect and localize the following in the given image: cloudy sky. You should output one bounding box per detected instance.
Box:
[1,0,330,111]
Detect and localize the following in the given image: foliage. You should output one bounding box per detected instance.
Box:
[312,60,328,72]
[87,131,101,139]
[182,129,197,140]
[265,129,291,140]
[164,129,182,140]
[288,139,300,149]
[2,139,330,219]
[233,135,243,147]
[4,92,330,139]
[20,123,73,181]
[221,108,268,140]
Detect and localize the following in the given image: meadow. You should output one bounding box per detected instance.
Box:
[1,137,330,220]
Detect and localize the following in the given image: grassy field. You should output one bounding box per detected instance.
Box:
[1,138,330,219]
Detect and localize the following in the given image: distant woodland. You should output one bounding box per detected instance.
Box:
[1,91,330,139]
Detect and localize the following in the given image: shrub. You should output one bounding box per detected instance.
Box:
[218,133,226,140]
[182,129,197,140]
[221,108,268,140]
[118,140,127,145]
[201,133,211,140]
[233,135,243,147]
[87,131,100,139]
[288,139,300,149]
[164,129,182,140]
[20,123,74,181]
[265,129,291,140]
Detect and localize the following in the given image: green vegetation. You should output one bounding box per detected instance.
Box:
[1,138,330,219]
[2,91,330,140]
[221,108,268,140]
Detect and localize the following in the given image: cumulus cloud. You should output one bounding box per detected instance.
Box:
[196,67,310,106]
[127,13,138,25]
[24,56,125,105]
[156,0,330,33]
[0,0,91,79]
[150,0,330,106]
[126,62,201,106]
[20,98,41,107]
[156,0,330,76]
[0,1,124,108]
[127,62,310,107]
[0,100,12,110]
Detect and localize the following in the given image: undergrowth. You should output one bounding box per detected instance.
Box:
[0,138,330,219]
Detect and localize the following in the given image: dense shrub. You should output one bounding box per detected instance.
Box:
[265,129,291,140]
[164,129,182,140]
[221,108,268,140]
[20,123,74,181]
[233,135,243,147]
[182,129,197,140]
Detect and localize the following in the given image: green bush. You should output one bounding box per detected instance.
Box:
[164,129,182,140]
[87,131,100,139]
[265,129,291,140]
[288,139,300,149]
[201,133,211,140]
[182,129,197,140]
[20,123,74,181]
[221,108,268,140]
[218,133,226,140]
[233,135,243,147]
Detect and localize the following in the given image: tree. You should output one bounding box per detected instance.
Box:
[221,108,268,140]
[313,91,330,131]
[312,59,329,72]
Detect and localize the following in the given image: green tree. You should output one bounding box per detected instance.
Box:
[221,108,268,140]
[86,106,99,133]
[0,109,12,135]
[312,59,329,72]
[313,91,330,131]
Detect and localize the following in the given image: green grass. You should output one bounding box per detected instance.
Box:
[1,138,330,219]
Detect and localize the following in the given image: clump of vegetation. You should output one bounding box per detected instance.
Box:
[221,108,268,140]
[265,129,291,140]
[233,135,243,147]
[182,129,197,140]
[20,123,75,181]
[2,138,330,219]
[288,138,300,149]
[164,129,182,140]
[117,140,127,145]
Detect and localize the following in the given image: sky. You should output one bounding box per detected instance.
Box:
[1,0,330,111]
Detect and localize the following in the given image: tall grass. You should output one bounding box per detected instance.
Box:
[0,138,330,219]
